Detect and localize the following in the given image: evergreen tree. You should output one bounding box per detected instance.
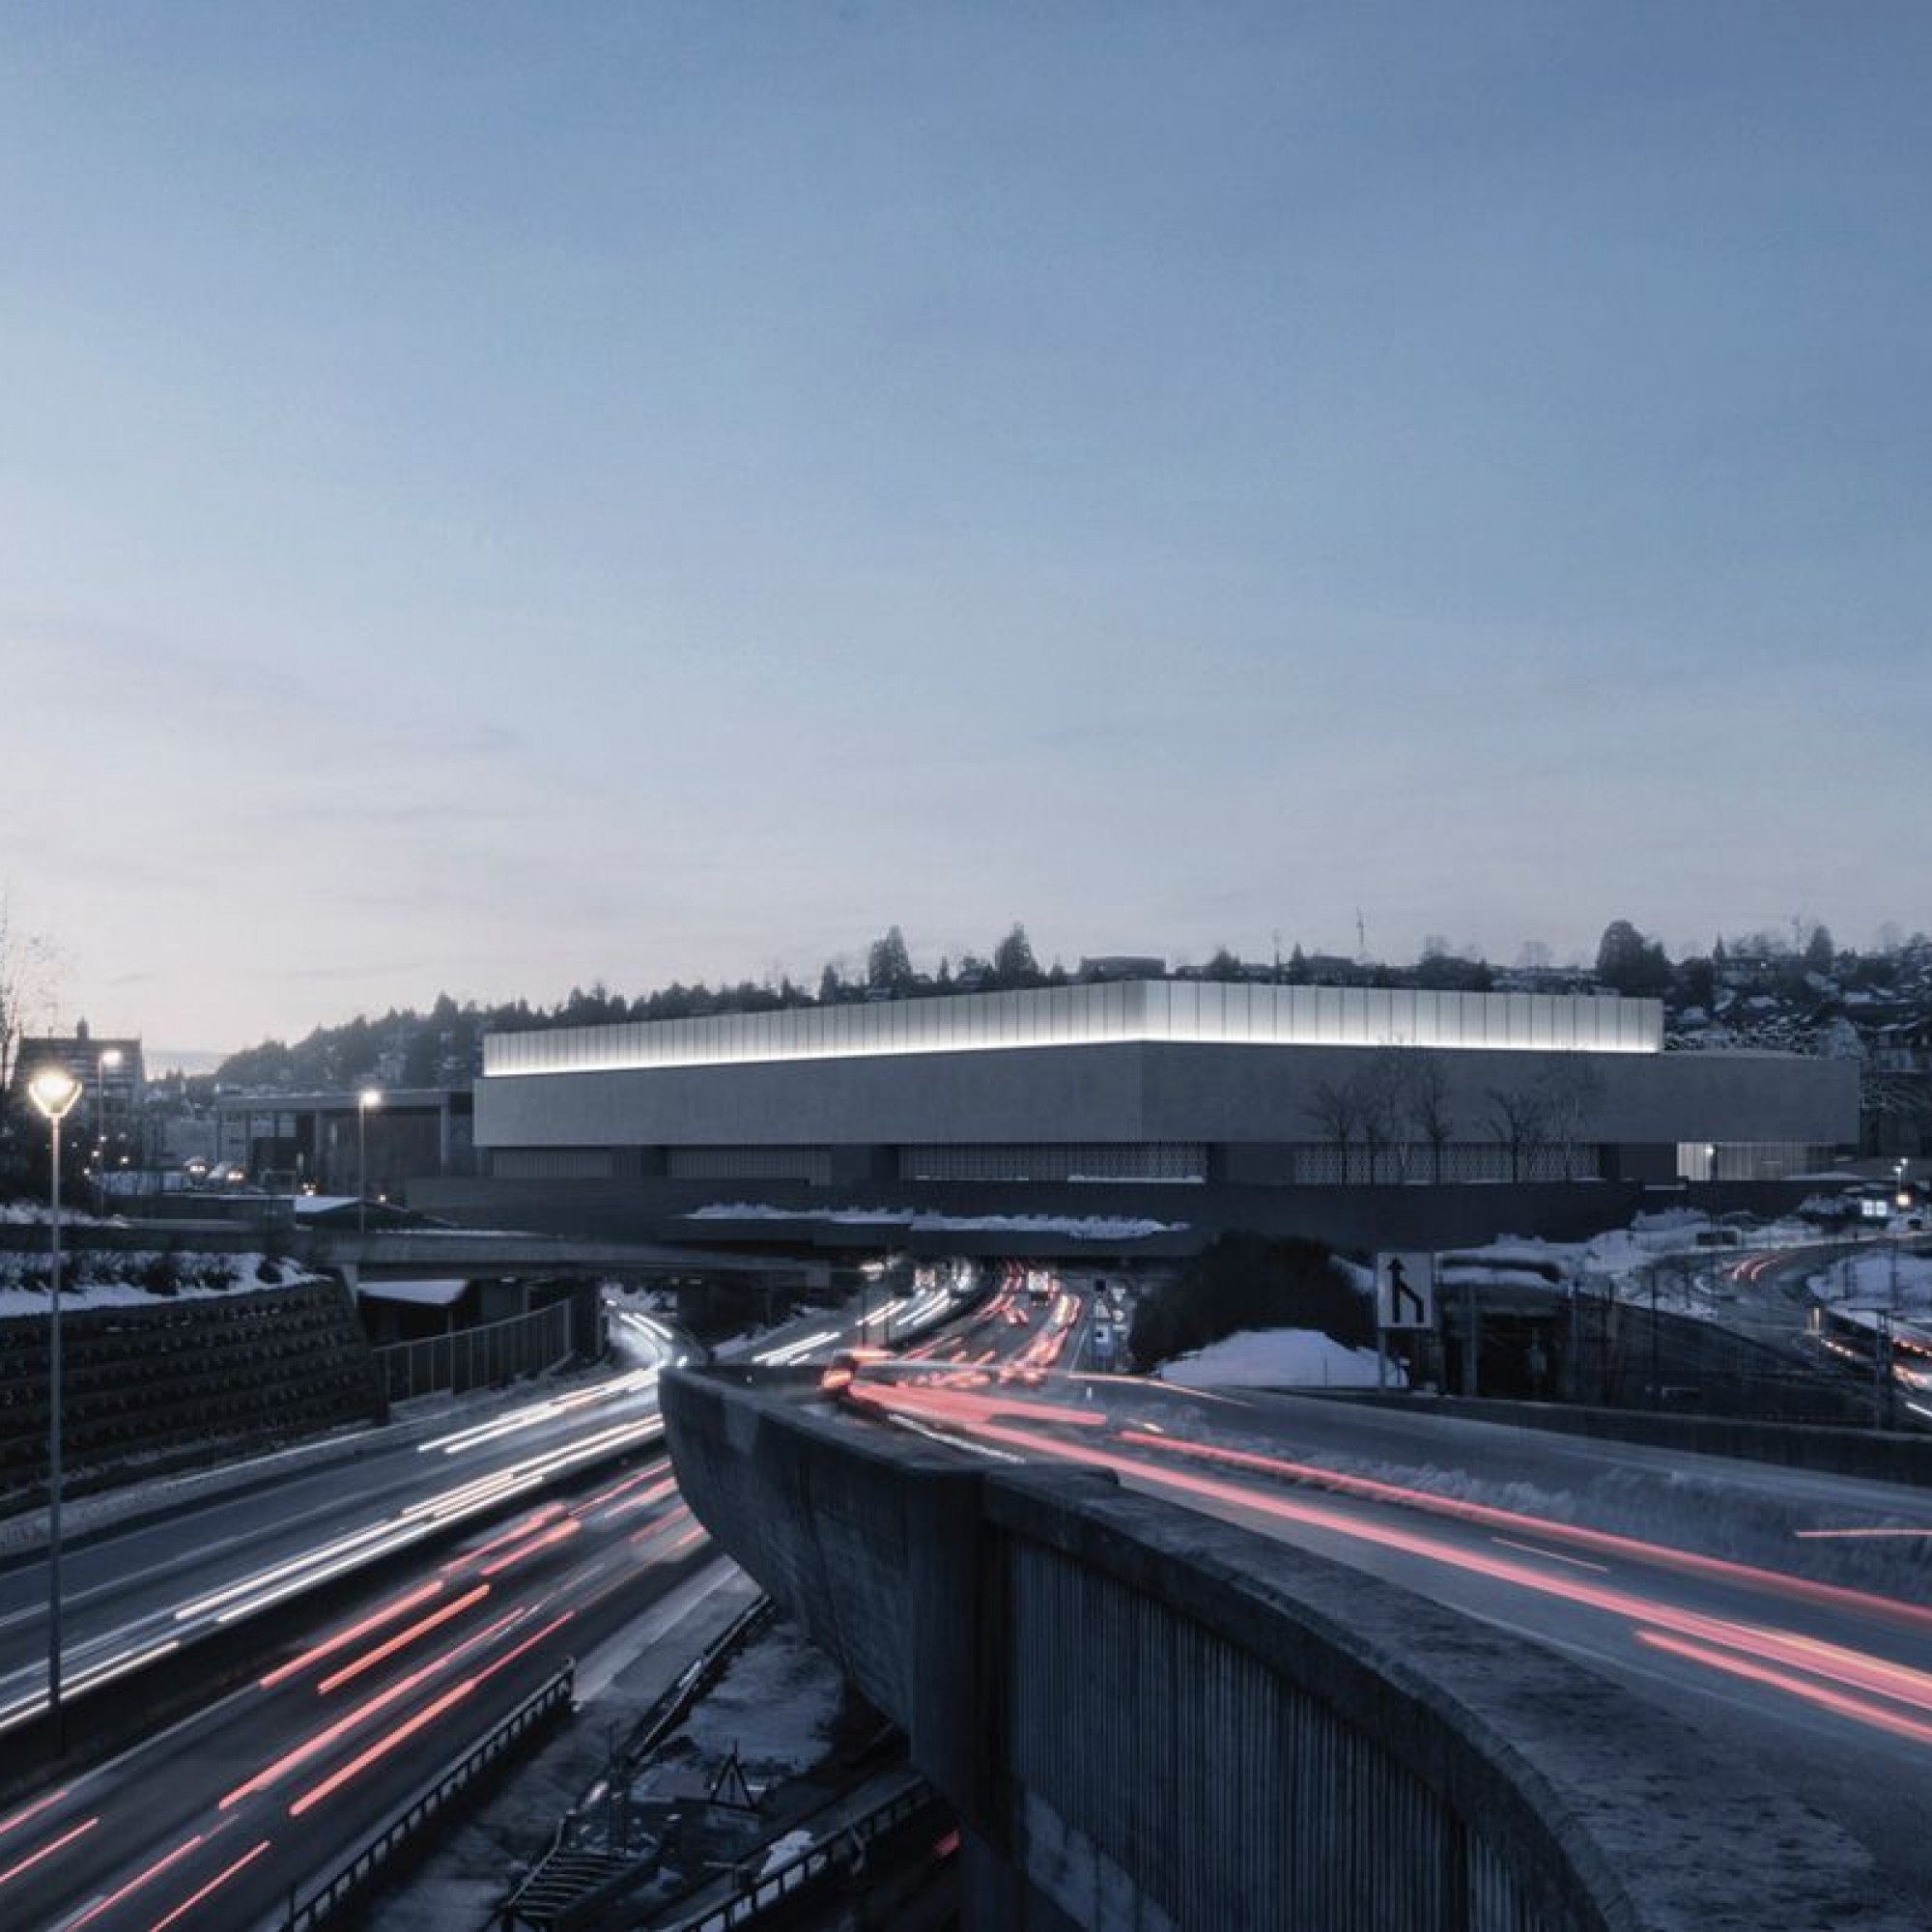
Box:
[1595,920,1671,998]
[990,923,1041,988]
[867,925,915,995]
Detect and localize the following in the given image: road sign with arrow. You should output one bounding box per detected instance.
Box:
[1376,1251,1435,1330]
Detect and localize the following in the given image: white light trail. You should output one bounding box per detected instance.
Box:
[753,1329,841,1367]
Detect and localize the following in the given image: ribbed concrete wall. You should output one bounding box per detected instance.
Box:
[663,1366,1915,1932]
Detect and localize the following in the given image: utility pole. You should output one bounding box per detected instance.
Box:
[1648,1264,1661,1406]
[1462,1274,1479,1398]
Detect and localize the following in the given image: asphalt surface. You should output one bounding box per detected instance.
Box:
[0,1280,975,1929]
[841,1266,1932,1910]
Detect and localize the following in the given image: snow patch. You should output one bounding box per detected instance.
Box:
[685,1202,1183,1239]
[1159,1327,1395,1390]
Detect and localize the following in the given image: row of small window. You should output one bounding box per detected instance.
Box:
[488,1140,1833,1189]
[897,1144,1208,1183]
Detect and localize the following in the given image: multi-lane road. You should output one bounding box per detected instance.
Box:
[838,1264,1932,1907]
[0,1274,979,1930]
[0,1310,704,1929]
[9,1251,1930,1920]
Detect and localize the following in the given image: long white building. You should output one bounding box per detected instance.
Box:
[460,983,1853,1232]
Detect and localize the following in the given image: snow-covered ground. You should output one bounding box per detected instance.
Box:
[1420,1211,1857,1319]
[0,1249,323,1320]
[1158,1327,1395,1390]
[666,1624,845,1783]
[1807,1246,1932,1321]
[686,1201,1183,1239]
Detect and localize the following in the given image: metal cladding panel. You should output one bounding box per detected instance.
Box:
[482,982,1662,1077]
[474,1040,1154,1149]
[1130,1041,1855,1147]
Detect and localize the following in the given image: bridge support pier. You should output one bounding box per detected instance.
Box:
[962,1825,1088,1932]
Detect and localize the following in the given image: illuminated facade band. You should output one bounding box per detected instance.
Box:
[485,980,1662,1080]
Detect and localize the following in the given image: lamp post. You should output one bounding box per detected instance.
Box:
[92,1047,122,1214]
[1889,1161,1911,1296]
[357,1088,383,1236]
[28,1066,83,1756]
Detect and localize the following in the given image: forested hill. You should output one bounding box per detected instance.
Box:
[209,920,1932,1094]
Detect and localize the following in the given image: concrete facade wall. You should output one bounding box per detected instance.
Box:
[661,1367,1913,1932]
[476,1037,1856,1153]
[414,1172,1671,1254]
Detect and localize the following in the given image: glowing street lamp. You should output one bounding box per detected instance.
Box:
[92,1046,123,1212]
[28,1065,82,1755]
[357,1088,383,1236]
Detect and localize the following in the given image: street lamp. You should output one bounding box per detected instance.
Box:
[28,1065,82,1755]
[92,1047,123,1214]
[357,1088,383,1236]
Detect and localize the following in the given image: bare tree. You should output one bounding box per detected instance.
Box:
[1535,1056,1606,1180]
[1485,1084,1548,1183]
[1402,1050,1457,1182]
[1304,1078,1362,1184]
[1355,1050,1410,1182]
[0,894,56,1094]
[1861,1066,1932,1156]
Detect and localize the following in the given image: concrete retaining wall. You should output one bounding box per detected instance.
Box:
[0,1279,385,1512]
[662,1366,1915,1932]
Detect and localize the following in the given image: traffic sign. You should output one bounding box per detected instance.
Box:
[1376,1251,1435,1330]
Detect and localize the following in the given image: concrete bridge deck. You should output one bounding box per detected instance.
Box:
[661,1364,1918,1932]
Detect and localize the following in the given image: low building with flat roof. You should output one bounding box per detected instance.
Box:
[423,982,1858,1252]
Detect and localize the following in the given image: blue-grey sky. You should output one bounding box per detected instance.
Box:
[4,3,1927,1062]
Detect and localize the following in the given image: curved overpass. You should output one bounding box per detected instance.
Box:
[661,1364,1918,1931]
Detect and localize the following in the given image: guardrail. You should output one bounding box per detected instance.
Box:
[277,1663,576,1932]
[373,1300,574,1403]
[500,1597,778,1931]
[657,1772,937,1932]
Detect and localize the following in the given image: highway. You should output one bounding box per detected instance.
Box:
[18,1252,1923,1917]
[0,1320,682,1750]
[837,1266,1932,1904]
[0,1276,977,1927]
[0,1448,717,1929]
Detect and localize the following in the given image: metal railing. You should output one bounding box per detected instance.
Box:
[500,1598,778,1930]
[655,1773,937,1932]
[373,1299,574,1403]
[277,1663,576,1932]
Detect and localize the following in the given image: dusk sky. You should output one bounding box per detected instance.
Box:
[4,4,1927,1065]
